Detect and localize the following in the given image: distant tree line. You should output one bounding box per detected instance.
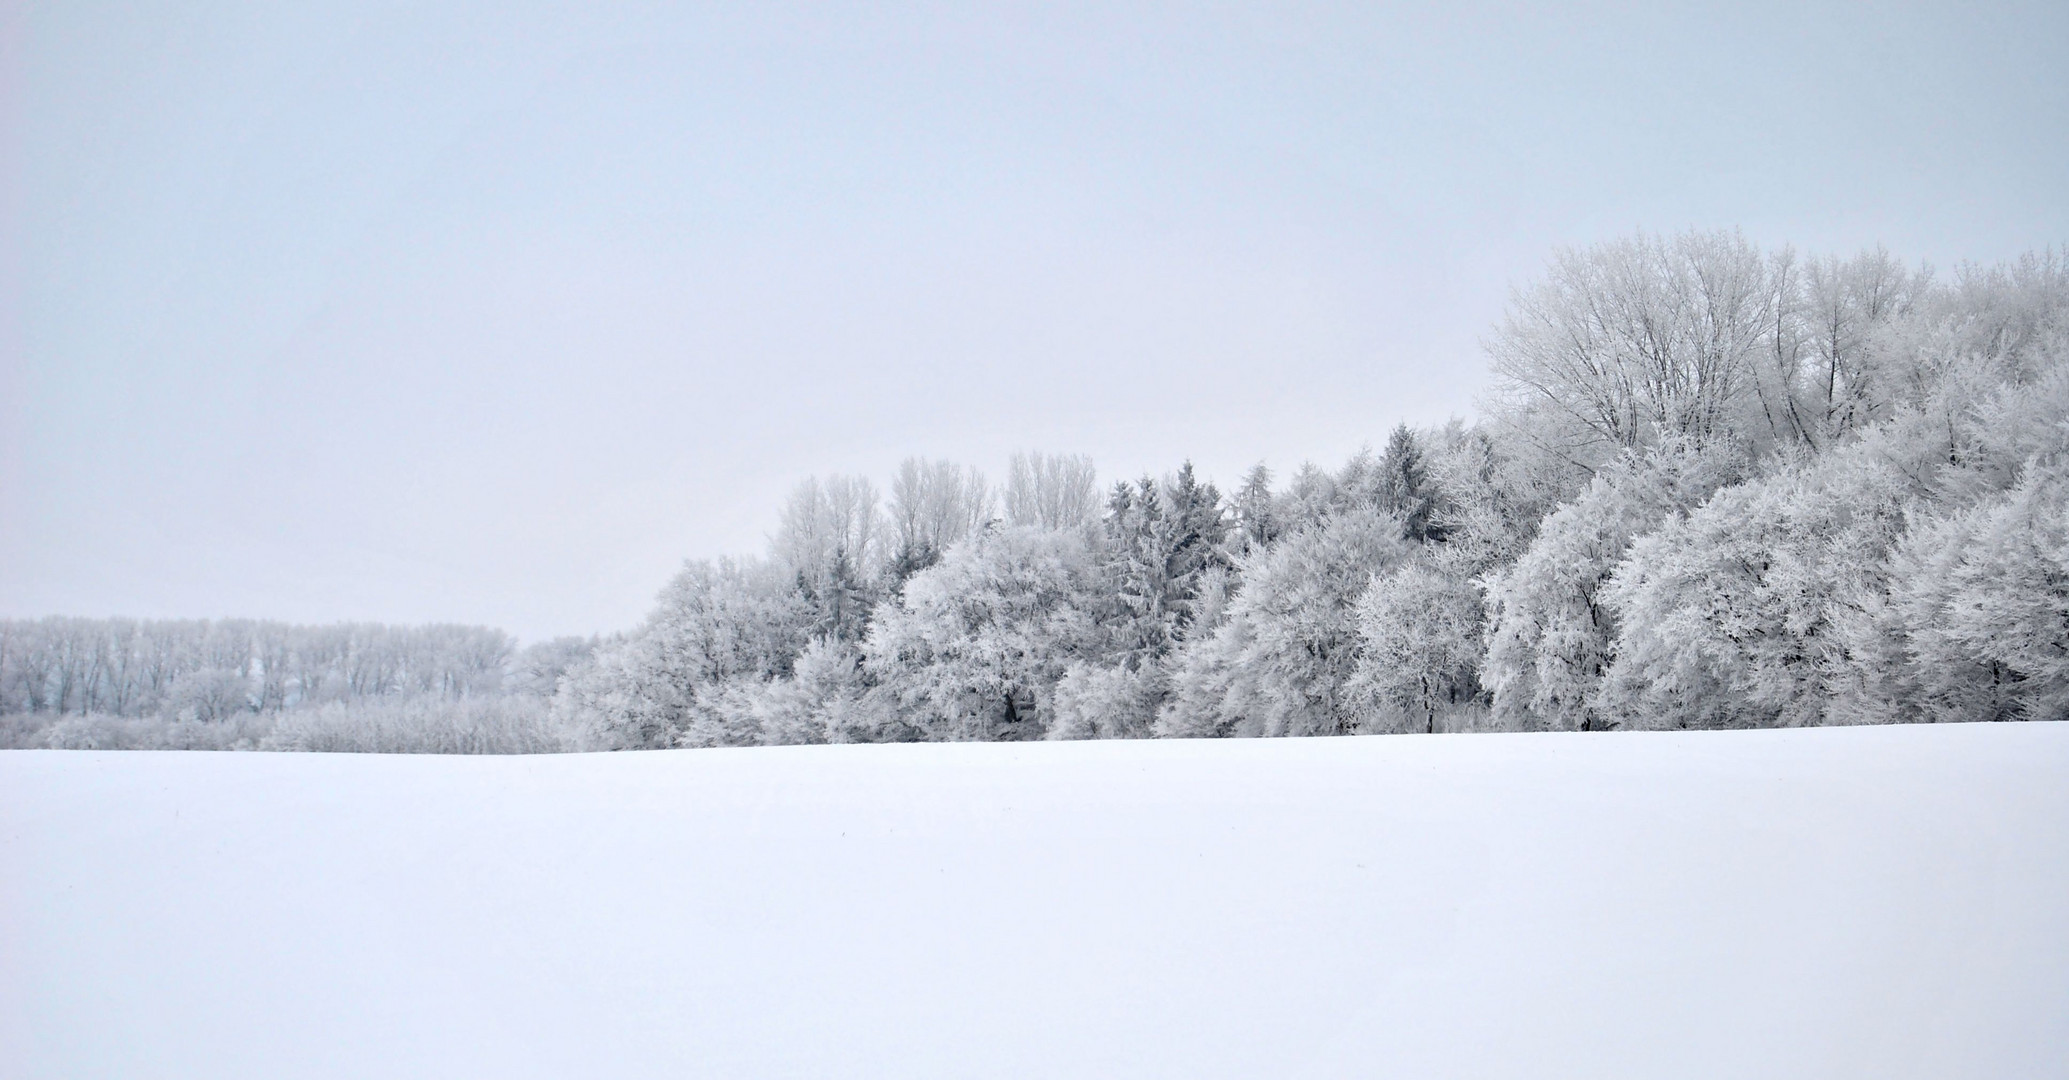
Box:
[0,619,593,750]
[8,230,2064,751]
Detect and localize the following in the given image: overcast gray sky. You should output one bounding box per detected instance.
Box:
[4,1,2065,641]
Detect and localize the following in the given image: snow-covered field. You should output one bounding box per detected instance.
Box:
[3,724,2065,1079]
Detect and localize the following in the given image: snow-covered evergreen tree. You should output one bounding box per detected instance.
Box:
[1102,463,1230,665]
[1232,463,1278,551]
[1378,424,1438,543]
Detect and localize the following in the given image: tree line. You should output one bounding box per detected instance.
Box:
[7,229,2064,750]
[560,232,2069,747]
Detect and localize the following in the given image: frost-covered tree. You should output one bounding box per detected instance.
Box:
[1893,468,2069,722]
[767,475,886,655]
[1102,463,1230,664]
[1158,506,1408,738]
[1595,446,1915,730]
[1274,461,1337,535]
[1349,559,1485,733]
[787,638,902,743]
[1794,247,1923,444]
[163,666,254,723]
[1048,660,1165,740]
[673,636,894,747]
[1594,295,2069,729]
[511,636,599,698]
[1378,424,1438,542]
[1421,420,1563,579]
[864,526,1100,741]
[1273,450,1396,536]
[1488,230,1782,472]
[558,558,810,748]
[1481,440,1743,730]
[774,475,886,585]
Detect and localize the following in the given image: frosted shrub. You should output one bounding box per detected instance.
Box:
[40,713,273,750]
[265,697,569,754]
[1049,661,1163,740]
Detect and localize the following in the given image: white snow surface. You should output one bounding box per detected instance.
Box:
[4,724,2066,1079]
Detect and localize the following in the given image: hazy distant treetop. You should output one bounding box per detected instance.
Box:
[1005,452,1099,532]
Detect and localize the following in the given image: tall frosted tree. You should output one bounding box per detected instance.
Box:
[1598,316,2069,729]
[1487,229,1782,471]
[774,475,886,583]
[1594,447,1914,729]
[1421,420,1561,579]
[1794,247,1922,445]
[1378,424,1438,542]
[1103,463,1229,663]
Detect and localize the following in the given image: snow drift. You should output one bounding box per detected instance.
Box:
[4,723,2065,1079]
